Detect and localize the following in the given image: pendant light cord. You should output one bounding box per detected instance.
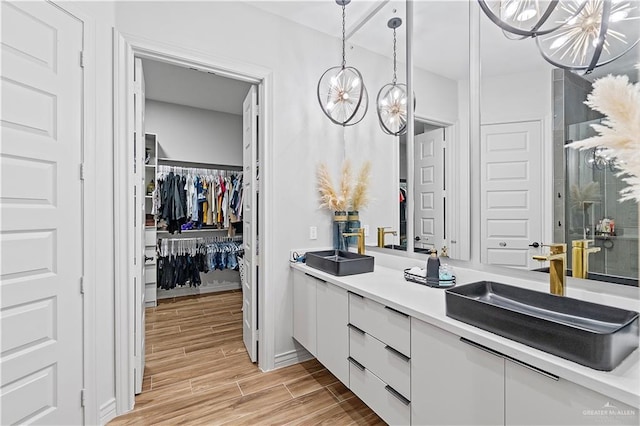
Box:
[392,27,397,84]
[341,4,346,69]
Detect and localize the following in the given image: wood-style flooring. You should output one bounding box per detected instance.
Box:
[109,290,384,425]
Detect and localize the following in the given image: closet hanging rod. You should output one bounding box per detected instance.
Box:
[157,158,243,171]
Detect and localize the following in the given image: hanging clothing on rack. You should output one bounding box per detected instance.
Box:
[157,236,244,290]
[156,165,245,232]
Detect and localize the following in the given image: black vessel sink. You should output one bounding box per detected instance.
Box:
[446,281,639,371]
[305,250,374,276]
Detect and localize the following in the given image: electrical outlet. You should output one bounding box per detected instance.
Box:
[363,224,370,237]
[309,226,317,240]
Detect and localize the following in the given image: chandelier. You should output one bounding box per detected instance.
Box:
[317,0,369,126]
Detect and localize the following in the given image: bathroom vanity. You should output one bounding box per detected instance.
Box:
[291,254,639,425]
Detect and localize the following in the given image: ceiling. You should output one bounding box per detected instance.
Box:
[143,1,639,113]
[142,58,252,115]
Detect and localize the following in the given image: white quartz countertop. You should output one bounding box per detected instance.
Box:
[291,259,640,408]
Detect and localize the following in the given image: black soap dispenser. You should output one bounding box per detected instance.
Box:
[426,249,440,284]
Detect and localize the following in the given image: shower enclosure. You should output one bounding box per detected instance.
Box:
[554,69,638,284]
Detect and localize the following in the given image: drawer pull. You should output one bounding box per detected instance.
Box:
[384,305,409,318]
[348,291,364,299]
[348,356,365,371]
[304,273,326,283]
[348,323,366,335]
[459,337,503,359]
[385,385,410,406]
[507,358,559,381]
[385,345,410,362]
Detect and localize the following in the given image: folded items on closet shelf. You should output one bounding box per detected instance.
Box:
[157,236,244,290]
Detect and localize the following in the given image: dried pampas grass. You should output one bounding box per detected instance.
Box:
[566,73,640,202]
[351,161,371,211]
[317,162,351,211]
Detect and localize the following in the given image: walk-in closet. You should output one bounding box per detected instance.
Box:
[132,57,260,398]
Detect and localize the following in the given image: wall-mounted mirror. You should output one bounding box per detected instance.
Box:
[348,0,471,260]
[478,6,638,285]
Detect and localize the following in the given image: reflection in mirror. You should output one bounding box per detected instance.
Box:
[479,6,638,285]
[400,119,450,255]
[395,0,471,260]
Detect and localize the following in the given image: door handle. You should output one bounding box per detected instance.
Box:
[144,255,154,263]
[499,242,507,247]
[529,242,540,248]
[415,236,421,241]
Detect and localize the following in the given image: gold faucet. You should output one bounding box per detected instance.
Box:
[533,243,567,296]
[572,240,601,279]
[377,227,397,247]
[343,228,366,255]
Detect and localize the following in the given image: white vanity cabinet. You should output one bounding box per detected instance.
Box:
[292,269,349,383]
[292,270,316,356]
[411,318,505,426]
[316,278,349,386]
[348,293,412,425]
[505,359,639,426]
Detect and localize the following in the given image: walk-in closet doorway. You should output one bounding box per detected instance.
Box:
[114,34,274,414]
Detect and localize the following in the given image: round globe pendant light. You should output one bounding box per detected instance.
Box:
[317,0,369,126]
[477,0,589,39]
[535,0,640,73]
[377,17,411,136]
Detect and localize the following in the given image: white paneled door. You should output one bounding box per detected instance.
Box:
[481,121,543,268]
[242,86,259,362]
[414,128,444,252]
[133,57,146,394]
[1,1,84,424]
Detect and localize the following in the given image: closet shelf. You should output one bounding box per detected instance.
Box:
[158,157,242,171]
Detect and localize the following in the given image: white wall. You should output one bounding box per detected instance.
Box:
[113,1,466,370]
[480,69,552,124]
[145,100,243,166]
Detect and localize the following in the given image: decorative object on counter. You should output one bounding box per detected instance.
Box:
[377,17,411,136]
[426,249,441,281]
[404,266,456,288]
[318,161,352,250]
[567,72,640,201]
[346,211,360,245]
[317,0,368,126]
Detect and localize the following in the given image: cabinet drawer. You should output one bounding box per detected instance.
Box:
[144,248,156,265]
[349,359,410,426]
[144,229,156,247]
[349,293,410,357]
[145,264,157,284]
[145,282,157,304]
[349,326,410,399]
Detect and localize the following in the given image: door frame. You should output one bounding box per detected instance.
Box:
[44,1,99,423]
[113,32,275,413]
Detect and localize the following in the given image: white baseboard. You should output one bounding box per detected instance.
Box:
[274,347,314,370]
[99,398,117,426]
